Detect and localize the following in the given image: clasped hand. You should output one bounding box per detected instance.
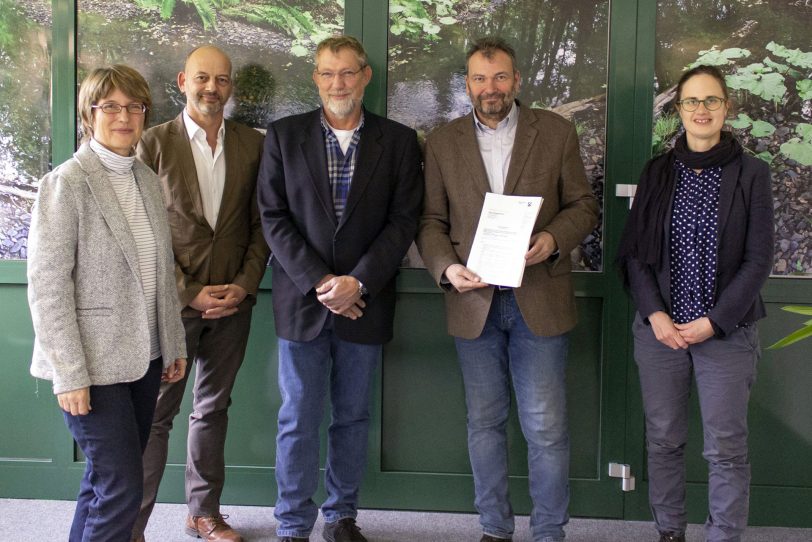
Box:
[648,311,715,350]
[189,283,247,319]
[316,274,366,320]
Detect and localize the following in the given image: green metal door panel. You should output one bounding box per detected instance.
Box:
[0,285,55,462]
[381,295,602,479]
[380,291,469,474]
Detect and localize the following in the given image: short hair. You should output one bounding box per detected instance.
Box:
[314,35,368,69]
[77,65,152,142]
[675,64,730,103]
[466,36,518,72]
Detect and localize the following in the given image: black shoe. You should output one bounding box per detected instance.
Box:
[323,518,367,542]
[480,535,512,542]
[279,537,309,542]
[658,533,685,542]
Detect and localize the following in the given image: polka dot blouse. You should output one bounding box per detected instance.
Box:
[669,161,722,324]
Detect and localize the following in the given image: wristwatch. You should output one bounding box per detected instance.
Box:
[357,279,368,296]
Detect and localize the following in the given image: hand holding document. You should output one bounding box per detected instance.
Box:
[466,192,543,288]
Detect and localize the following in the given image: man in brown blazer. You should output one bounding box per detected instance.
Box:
[417,37,598,542]
[131,46,269,542]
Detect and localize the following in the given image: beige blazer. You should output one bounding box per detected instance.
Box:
[417,106,599,339]
[137,115,270,317]
[28,143,187,394]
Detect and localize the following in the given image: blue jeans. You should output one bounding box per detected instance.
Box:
[63,357,162,542]
[455,290,570,542]
[274,326,380,538]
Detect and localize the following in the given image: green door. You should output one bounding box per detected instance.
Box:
[358,0,645,519]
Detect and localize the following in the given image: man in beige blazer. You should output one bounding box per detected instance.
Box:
[131,46,269,542]
[417,37,598,542]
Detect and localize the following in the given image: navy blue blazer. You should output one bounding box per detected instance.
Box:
[257,108,423,344]
[626,151,774,336]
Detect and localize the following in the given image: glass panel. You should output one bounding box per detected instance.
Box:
[77,1,345,130]
[0,0,51,260]
[654,0,812,277]
[388,0,609,271]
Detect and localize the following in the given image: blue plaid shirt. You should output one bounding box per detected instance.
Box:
[321,111,364,220]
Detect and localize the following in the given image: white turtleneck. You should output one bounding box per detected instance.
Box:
[90,138,161,361]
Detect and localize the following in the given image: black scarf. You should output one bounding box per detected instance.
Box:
[616,131,742,285]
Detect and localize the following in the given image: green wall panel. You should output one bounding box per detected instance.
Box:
[381,296,603,480]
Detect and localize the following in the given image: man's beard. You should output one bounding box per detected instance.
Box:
[194,93,224,115]
[473,89,516,120]
[325,93,360,119]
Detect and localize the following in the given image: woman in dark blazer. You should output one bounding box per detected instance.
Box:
[617,65,774,542]
[27,65,187,541]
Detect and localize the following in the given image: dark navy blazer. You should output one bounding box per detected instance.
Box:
[626,151,774,337]
[257,109,423,344]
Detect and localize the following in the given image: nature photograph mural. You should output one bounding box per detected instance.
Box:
[387,0,609,271]
[653,0,812,277]
[0,0,50,260]
[0,0,345,260]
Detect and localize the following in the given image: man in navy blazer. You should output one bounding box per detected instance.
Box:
[257,36,422,542]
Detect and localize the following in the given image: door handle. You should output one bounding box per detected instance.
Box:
[615,184,637,209]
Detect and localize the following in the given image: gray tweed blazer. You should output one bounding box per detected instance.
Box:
[28,143,187,394]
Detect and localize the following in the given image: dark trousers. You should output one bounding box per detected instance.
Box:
[132,309,252,537]
[633,313,760,542]
[63,357,163,542]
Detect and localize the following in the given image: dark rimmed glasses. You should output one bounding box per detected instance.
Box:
[676,96,726,112]
[91,102,148,115]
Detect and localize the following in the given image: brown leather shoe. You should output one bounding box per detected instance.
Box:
[185,514,243,542]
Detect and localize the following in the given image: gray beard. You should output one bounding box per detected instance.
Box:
[325,96,359,119]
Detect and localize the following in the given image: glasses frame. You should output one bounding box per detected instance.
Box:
[91,102,148,115]
[314,66,367,83]
[675,96,727,112]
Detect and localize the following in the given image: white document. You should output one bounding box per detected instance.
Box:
[467,192,543,288]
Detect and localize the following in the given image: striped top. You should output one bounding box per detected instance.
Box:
[90,139,161,360]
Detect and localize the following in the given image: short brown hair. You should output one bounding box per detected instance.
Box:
[78,65,152,142]
[466,36,518,72]
[675,64,730,103]
[314,35,368,69]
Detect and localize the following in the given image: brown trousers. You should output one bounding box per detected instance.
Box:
[131,308,253,538]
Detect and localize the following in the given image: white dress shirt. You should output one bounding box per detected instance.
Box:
[184,110,226,229]
[473,102,519,195]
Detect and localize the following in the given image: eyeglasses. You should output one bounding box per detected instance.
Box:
[314,66,366,83]
[92,102,148,115]
[676,96,726,112]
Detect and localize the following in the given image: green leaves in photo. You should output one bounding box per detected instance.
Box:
[798,79,812,100]
[779,123,812,166]
[726,63,787,103]
[766,41,812,70]
[390,0,457,39]
[688,46,750,68]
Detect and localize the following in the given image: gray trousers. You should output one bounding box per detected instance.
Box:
[632,313,760,542]
[131,308,252,538]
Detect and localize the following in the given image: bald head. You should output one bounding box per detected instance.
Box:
[184,45,232,74]
[179,45,233,123]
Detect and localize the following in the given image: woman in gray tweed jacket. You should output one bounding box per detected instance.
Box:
[27,65,188,541]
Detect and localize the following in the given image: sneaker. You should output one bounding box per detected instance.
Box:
[658,533,685,542]
[322,518,367,542]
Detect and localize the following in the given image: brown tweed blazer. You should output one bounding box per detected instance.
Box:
[417,105,599,339]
